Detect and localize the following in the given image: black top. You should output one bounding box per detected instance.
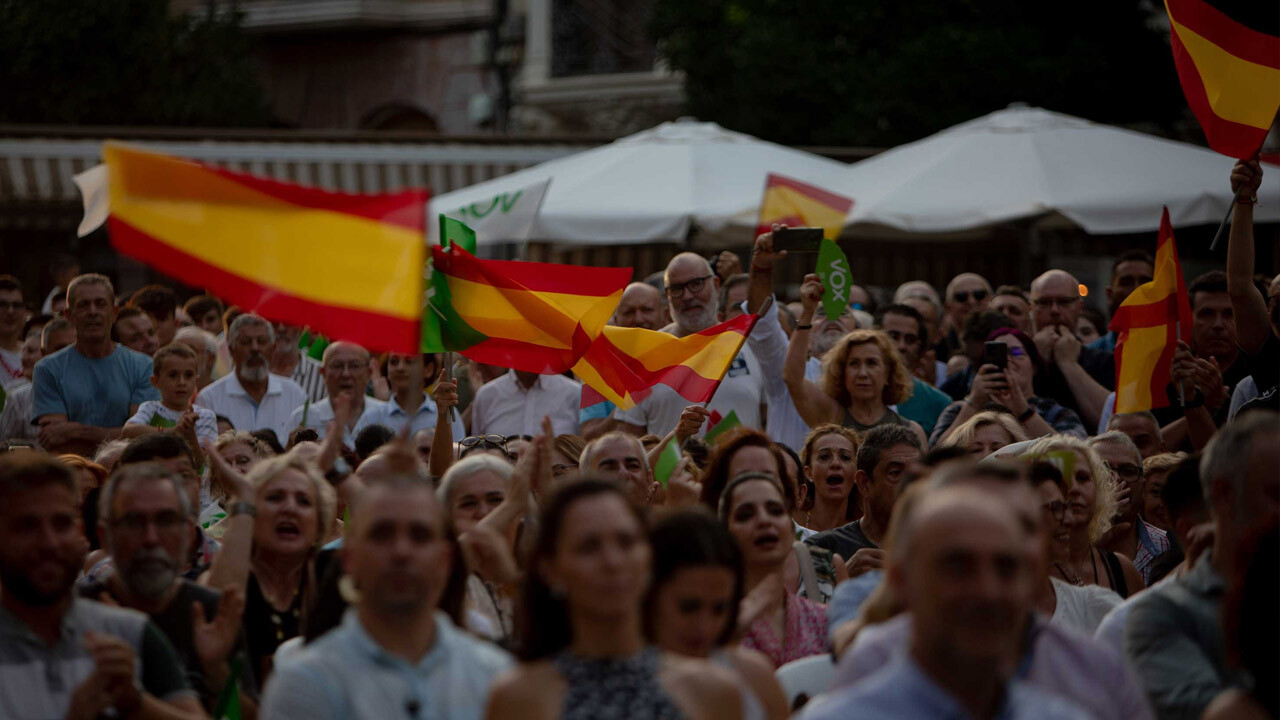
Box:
[1033,345,1115,418]
[243,550,333,682]
[804,518,878,560]
[554,646,685,720]
[1238,333,1280,416]
[78,579,256,708]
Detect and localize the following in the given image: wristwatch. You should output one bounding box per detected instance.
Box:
[1017,406,1036,423]
[229,500,257,517]
[324,457,352,486]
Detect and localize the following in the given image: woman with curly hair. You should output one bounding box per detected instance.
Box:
[785,274,926,446]
[1028,435,1142,598]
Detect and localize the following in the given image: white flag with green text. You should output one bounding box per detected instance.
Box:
[427,178,551,247]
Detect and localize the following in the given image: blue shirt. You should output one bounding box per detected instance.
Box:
[261,609,512,720]
[803,652,1091,720]
[895,377,953,434]
[825,570,883,641]
[31,344,159,427]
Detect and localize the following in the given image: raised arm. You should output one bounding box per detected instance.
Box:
[198,441,256,596]
[785,274,842,427]
[1226,159,1270,353]
[429,368,459,479]
[746,225,787,314]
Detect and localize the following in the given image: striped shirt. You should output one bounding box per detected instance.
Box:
[288,355,328,405]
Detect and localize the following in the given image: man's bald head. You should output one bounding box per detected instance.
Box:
[320,341,373,398]
[1029,270,1083,331]
[944,273,993,324]
[612,282,664,330]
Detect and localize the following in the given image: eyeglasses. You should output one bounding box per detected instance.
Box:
[552,462,579,477]
[950,290,988,303]
[1107,463,1143,484]
[111,511,186,534]
[1032,296,1080,309]
[1041,501,1067,522]
[1008,346,1027,358]
[665,275,713,299]
[460,435,507,449]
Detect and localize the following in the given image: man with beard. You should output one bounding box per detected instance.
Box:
[288,341,387,446]
[726,227,840,451]
[1089,251,1155,352]
[261,474,512,720]
[198,313,306,448]
[878,304,953,434]
[613,252,765,437]
[804,484,1091,720]
[80,462,255,713]
[0,452,204,720]
[33,274,161,455]
[581,282,677,439]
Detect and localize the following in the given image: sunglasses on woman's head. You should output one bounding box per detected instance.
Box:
[460,434,507,449]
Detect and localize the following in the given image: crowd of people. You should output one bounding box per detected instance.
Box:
[0,160,1274,720]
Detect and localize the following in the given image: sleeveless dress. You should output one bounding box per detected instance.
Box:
[554,646,685,720]
[840,407,910,433]
[709,649,765,720]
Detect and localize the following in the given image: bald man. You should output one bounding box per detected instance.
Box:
[287,341,387,446]
[611,252,766,436]
[1029,270,1114,430]
[612,282,665,331]
[942,273,993,355]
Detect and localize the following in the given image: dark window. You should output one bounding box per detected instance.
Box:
[551,0,657,78]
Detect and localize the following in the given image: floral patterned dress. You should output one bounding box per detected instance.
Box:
[741,592,828,668]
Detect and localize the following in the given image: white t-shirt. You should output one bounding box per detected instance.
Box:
[0,346,24,391]
[613,344,765,436]
[126,400,219,445]
[1049,577,1122,635]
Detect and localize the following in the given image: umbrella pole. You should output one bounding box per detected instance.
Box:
[1208,200,1235,252]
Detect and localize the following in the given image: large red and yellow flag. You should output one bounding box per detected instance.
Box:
[756,173,854,239]
[103,143,426,353]
[424,244,632,373]
[573,313,758,410]
[1110,208,1194,413]
[1165,0,1280,158]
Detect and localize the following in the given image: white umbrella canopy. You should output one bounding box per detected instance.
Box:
[831,105,1280,237]
[427,118,850,246]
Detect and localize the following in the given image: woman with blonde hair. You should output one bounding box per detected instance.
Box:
[1028,435,1142,598]
[938,411,1028,458]
[202,444,337,680]
[785,274,926,445]
[202,430,274,536]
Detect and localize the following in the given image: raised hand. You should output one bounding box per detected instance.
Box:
[369,356,391,401]
[675,405,710,442]
[799,273,825,317]
[967,364,1007,408]
[1230,158,1262,202]
[201,438,254,501]
[751,223,789,273]
[193,587,245,675]
[714,250,743,281]
[433,367,459,410]
[83,631,141,715]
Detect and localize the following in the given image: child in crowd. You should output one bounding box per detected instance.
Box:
[123,342,218,449]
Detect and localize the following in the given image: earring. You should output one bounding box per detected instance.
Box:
[338,574,361,604]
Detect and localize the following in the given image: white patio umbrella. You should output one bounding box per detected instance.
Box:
[427,118,851,246]
[831,105,1279,237]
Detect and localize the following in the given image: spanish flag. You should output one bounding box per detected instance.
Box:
[1165,0,1280,158]
[423,243,631,373]
[1110,208,1194,413]
[572,313,758,410]
[757,173,854,240]
[103,143,425,353]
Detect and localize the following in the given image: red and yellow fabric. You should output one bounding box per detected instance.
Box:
[427,244,632,373]
[573,313,759,410]
[1110,208,1194,413]
[1165,0,1280,158]
[756,173,854,240]
[103,142,426,353]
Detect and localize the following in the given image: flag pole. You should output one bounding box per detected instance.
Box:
[1208,200,1235,251]
[1175,320,1186,405]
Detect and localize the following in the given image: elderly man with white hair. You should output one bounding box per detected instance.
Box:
[196,313,306,447]
[287,341,386,447]
[612,252,766,437]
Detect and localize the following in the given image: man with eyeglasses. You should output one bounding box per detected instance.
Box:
[1029,269,1114,431]
[1089,432,1168,586]
[287,341,386,447]
[941,273,993,358]
[612,252,765,437]
[0,452,206,720]
[80,461,256,713]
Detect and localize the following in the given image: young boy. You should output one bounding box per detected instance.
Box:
[123,343,218,448]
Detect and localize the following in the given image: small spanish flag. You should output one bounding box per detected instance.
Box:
[572,313,758,410]
[1110,208,1194,413]
[1165,0,1280,158]
[757,173,853,240]
[423,243,631,373]
[103,143,426,353]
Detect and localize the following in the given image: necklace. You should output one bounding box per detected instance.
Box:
[1054,562,1084,587]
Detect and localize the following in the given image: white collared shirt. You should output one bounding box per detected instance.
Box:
[288,395,388,447]
[470,370,581,437]
[197,369,307,447]
[364,394,466,440]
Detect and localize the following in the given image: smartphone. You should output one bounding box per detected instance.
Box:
[772,227,824,252]
[982,341,1008,371]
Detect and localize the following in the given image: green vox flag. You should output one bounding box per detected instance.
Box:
[815,238,853,321]
[440,215,477,254]
[703,410,741,446]
[212,657,242,720]
[653,437,682,488]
